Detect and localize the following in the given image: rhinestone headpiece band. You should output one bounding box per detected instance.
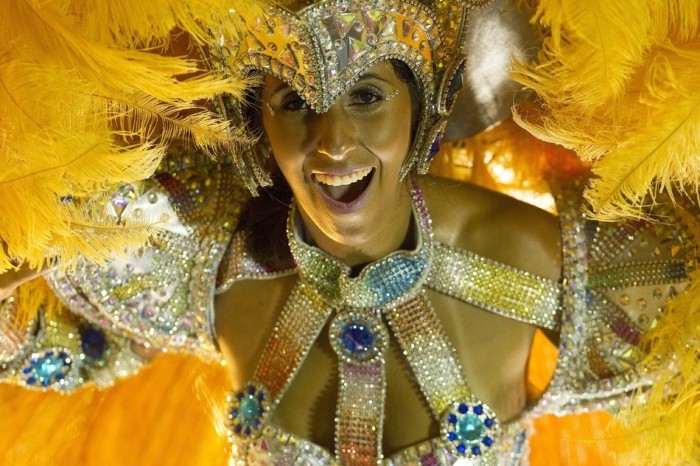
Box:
[211,0,492,192]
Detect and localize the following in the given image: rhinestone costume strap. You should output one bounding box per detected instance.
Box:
[254,282,332,397]
[330,309,389,464]
[227,280,334,437]
[384,292,469,415]
[384,291,500,463]
[427,242,561,330]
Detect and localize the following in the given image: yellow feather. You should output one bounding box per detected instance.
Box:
[0,0,264,271]
[514,0,652,111]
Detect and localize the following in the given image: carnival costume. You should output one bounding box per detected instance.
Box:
[1,0,699,465]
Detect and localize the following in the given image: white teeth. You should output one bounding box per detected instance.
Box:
[315,168,372,187]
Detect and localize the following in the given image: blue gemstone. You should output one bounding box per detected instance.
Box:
[22,367,32,375]
[234,424,242,434]
[55,373,64,380]
[483,437,493,446]
[484,418,494,427]
[257,391,265,400]
[27,376,36,385]
[458,403,468,414]
[447,414,457,424]
[247,385,255,395]
[231,409,239,418]
[35,355,64,378]
[456,444,466,453]
[80,326,107,360]
[471,446,481,456]
[41,379,51,387]
[341,323,374,354]
[456,413,486,445]
[448,432,457,441]
[474,405,483,415]
[239,395,261,427]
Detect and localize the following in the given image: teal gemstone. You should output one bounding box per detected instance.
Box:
[239,395,261,427]
[36,355,63,378]
[456,413,485,445]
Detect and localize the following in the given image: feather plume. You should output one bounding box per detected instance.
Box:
[512,0,700,221]
[0,0,265,272]
[512,2,700,463]
[515,0,652,112]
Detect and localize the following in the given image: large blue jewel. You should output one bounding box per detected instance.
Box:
[341,323,374,354]
[80,326,107,360]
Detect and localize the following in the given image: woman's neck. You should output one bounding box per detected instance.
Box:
[297,186,415,271]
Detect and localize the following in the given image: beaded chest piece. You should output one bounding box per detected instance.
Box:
[227,183,506,465]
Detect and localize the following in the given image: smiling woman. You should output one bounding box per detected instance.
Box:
[1,0,699,465]
[262,61,415,265]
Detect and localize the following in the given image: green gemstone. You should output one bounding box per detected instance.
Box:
[456,413,485,445]
[239,395,261,426]
[36,356,63,378]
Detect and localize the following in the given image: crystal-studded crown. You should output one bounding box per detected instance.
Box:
[212,0,492,192]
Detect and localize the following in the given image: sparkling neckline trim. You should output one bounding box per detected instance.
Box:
[286,181,434,308]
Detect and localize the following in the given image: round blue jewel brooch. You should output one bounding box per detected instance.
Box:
[227,383,268,438]
[22,348,75,389]
[329,310,388,365]
[441,398,500,459]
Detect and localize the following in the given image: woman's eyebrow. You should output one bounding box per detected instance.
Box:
[357,72,389,83]
[270,71,389,98]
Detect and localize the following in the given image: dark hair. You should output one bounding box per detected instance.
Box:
[236,59,421,264]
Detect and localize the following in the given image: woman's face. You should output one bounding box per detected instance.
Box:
[261,61,415,260]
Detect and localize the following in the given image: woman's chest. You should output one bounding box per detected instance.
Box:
[214,277,537,456]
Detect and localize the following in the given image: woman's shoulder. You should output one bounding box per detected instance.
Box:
[418,175,561,281]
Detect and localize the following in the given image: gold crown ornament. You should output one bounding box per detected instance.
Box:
[209,0,493,193]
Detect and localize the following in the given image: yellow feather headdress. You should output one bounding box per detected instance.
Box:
[0,0,265,274]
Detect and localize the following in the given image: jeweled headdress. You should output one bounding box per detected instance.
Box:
[211,0,493,193]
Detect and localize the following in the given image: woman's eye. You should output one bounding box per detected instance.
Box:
[281,93,309,111]
[349,89,382,105]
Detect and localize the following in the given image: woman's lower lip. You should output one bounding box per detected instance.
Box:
[313,171,374,214]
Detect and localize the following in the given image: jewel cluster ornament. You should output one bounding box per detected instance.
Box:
[442,399,500,460]
[228,383,268,437]
[21,348,74,388]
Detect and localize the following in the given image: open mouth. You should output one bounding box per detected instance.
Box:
[314,168,374,204]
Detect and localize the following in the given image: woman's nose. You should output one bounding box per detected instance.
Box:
[313,103,356,159]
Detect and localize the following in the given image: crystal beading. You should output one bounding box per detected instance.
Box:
[427,242,561,330]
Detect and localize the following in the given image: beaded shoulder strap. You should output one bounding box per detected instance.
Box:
[427,242,561,330]
[535,182,698,416]
[48,148,244,360]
